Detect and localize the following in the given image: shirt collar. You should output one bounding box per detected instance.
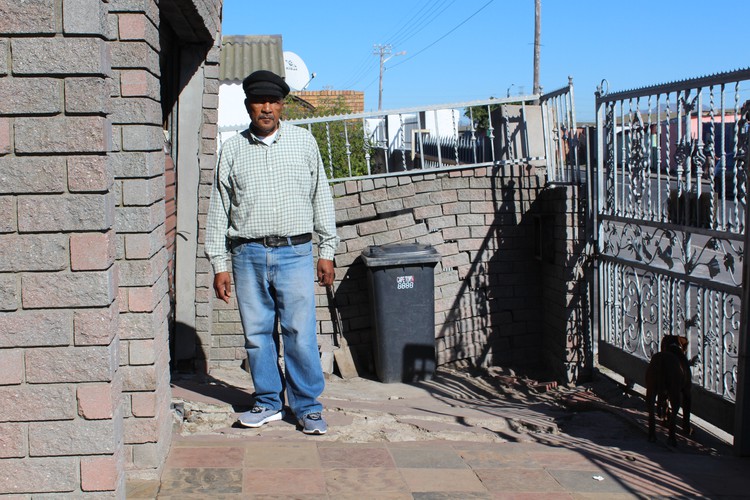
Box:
[247,120,284,144]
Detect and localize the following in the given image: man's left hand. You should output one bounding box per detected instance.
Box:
[317,259,335,287]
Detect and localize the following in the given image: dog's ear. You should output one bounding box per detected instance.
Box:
[660,334,676,351]
[678,336,689,352]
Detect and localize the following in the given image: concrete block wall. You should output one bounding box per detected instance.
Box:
[0,0,124,496]
[539,185,592,383]
[324,167,545,370]
[209,163,590,379]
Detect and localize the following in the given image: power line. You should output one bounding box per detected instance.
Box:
[383,0,434,47]
[363,74,379,92]
[338,0,429,89]
[339,0,494,91]
[338,0,448,90]
[340,54,379,89]
[391,0,494,70]
[389,0,456,49]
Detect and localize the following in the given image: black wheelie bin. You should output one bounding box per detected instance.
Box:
[361,243,441,383]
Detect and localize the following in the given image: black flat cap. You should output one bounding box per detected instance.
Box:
[242,70,290,98]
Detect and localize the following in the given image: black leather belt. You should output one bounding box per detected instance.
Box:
[234,233,312,248]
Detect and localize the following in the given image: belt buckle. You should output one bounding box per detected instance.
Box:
[264,236,285,247]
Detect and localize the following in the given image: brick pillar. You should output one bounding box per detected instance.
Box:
[109,0,173,478]
[540,185,592,384]
[0,0,124,495]
[199,42,225,369]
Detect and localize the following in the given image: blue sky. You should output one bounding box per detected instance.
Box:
[221,0,749,122]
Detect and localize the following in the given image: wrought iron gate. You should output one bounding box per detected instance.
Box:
[592,68,750,436]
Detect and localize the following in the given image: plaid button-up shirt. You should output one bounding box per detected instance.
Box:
[205,121,339,274]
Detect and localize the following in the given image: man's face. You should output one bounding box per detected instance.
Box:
[245,95,284,137]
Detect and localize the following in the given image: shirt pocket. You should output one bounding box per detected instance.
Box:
[278,158,312,197]
[229,164,260,205]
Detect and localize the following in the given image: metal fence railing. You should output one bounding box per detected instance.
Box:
[218,81,581,185]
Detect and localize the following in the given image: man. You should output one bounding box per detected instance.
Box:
[205,69,338,435]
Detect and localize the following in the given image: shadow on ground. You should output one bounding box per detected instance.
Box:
[163,364,748,498]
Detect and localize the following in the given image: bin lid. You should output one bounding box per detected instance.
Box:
[361,243,441,267]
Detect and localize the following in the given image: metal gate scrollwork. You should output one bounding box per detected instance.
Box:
[593,69,750,436]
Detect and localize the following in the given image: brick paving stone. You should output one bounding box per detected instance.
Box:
[526,450,603,470]
[323,467,410,495]
[125,479,160,498]
[332,493,412,500]
[158,468,243,495]
[164,446,244,468]
[399,467,487,493]
[388,446,469,469]
[158,495,245,500]
[411,492,494,500]
[489,494,575,500]
[318,445,395,468]
[568,495,633,500]
[386,440,461,450]
[457,448,540,469]
[244,468,326,496]
[170,435,245,447]
[146,367,750,499]
[244,442,320,469]
[545,469,632,494]
[474,468,567,493]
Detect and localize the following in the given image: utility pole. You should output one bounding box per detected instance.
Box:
[375,44,391,111]
[533,0,541,95]
[374,44,405,111]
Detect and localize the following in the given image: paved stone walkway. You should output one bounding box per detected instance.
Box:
[127,366,750,498]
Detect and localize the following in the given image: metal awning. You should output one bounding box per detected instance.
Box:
[220,35,285,83]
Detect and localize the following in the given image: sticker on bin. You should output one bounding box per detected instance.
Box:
[396,275,414,290]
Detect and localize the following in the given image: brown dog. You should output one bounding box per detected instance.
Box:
[646,334,692,445]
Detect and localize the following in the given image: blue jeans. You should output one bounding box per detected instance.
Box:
[231,239,324,418]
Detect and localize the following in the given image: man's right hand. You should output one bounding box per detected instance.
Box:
[213,272,232,303]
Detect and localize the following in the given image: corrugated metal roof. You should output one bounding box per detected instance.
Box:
[220,35,285,82]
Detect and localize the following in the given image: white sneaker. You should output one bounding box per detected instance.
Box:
[238,406,282,428]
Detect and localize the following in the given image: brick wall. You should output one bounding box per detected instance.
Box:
[0,0,123,495]
[195,31,223,372]
[109,0,174,481]
[209,163,591,382]
[292,90,366,113]
[0,0,224,494]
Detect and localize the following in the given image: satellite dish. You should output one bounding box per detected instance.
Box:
[283,51,310,91]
